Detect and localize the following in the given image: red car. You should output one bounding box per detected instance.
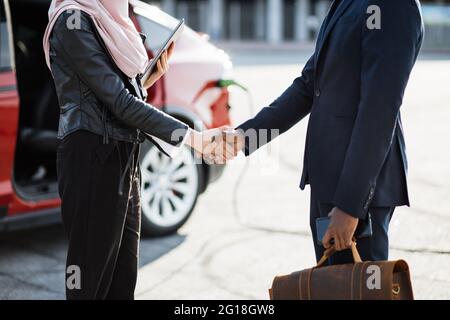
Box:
[0,0,233,236]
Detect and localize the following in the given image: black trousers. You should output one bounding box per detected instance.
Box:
[309,191,394,265]
[57,130,141,300]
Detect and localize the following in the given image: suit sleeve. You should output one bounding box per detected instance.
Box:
[332,0,423,218]
[237,54,316,155]
[52,11,188,146]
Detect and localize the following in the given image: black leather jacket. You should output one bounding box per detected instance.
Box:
[49,10,188,147]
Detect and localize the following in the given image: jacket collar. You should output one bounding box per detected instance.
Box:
[315,0,354,70]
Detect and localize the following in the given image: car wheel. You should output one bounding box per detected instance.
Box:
[139,141,203,237]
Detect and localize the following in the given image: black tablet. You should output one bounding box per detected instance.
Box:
[141,18,185,84]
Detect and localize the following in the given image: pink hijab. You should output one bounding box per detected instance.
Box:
[43,0,148,79]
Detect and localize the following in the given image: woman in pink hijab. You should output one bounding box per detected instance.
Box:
[44,0,221,300]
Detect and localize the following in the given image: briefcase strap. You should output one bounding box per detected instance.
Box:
[350,261,369,300]
[316,241,362,267]
[299,268,314,300]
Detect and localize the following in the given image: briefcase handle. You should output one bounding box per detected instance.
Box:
[316,240,362,267]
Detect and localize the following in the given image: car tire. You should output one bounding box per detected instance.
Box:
[138,140,204,237]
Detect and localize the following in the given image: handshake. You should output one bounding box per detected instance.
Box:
[185,127,245,164]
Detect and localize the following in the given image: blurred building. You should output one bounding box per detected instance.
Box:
[146,0,334,42]
[145,0,450,48]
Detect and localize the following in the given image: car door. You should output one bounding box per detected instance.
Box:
[0,0,20,216]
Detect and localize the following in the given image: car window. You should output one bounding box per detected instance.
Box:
[0,1,12,71]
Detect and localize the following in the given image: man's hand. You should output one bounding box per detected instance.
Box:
[322,207,359,251]
[211,128,245,164]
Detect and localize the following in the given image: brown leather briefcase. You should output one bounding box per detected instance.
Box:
[269,242,414,300]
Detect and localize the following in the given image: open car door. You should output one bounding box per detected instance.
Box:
[0,0,20,217]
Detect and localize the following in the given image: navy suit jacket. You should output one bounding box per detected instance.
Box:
[238,0,424,219]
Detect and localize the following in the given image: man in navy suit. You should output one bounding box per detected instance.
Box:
[212,0,424,264]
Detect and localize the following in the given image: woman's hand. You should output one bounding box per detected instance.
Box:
[184,127,226,162]
[143,42,175,89]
